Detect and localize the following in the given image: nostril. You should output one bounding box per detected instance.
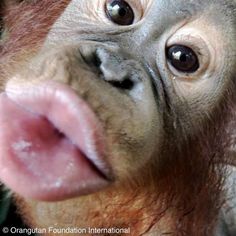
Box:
[92,50,134,90]
[80,46,135,90]
[79,50,100,68]
[93,52,102,68]
[109,78,134,90]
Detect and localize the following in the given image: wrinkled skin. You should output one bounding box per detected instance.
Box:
[0,0,236,235]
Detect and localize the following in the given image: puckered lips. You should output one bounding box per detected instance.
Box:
[0,81,112,201]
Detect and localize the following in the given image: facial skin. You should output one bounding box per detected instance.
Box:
[0,0,235,235]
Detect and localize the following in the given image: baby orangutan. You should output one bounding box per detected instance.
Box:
[0,0,236,235]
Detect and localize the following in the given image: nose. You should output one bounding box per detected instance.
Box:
[79,44,139,90]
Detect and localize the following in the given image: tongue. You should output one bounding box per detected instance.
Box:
[0,82,110,201]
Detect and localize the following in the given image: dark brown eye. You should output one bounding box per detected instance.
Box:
[105,0,134,26]
[167,45,199,73]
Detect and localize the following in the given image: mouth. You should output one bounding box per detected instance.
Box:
[0,81,112,201]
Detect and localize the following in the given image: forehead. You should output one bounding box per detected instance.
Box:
[49,0,236,45]
[63,0,236,26]
[148,0,235,23]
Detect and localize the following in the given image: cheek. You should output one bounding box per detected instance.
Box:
[171,68,225,108]
[105,84,161,176]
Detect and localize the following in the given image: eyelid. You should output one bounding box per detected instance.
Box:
[166,30,211,76]
[167,31,207,55]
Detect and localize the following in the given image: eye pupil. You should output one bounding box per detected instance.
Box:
[118,8,127,17]
[106,0,135,26]
[167,45,199,73]
[179,54,187,62]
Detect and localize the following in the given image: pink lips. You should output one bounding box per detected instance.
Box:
[0,81,111,201]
